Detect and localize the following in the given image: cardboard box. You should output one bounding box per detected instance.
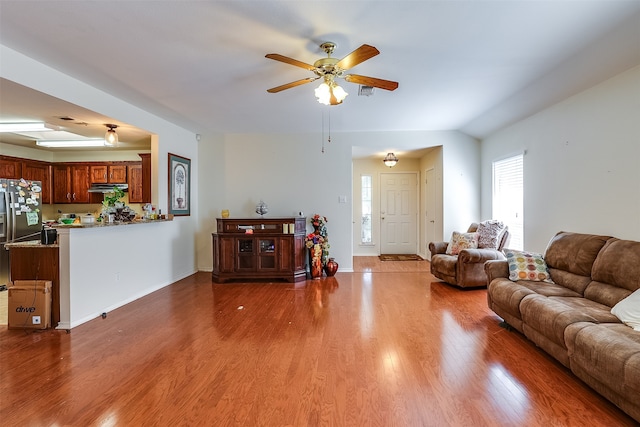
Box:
[8,280,52,330]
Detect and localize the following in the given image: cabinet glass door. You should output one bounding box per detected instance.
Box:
[259,239,276,269]
[237,238,255,270]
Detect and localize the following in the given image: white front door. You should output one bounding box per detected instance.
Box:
[380,172,418,254]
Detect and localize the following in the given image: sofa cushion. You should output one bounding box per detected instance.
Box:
[520,295,620,349]
[544,232,612,294]
[505,249,553,282]
[585,239,640,307]
[445,231,478,255]
[611,288,640,331]
[566,322,640,396]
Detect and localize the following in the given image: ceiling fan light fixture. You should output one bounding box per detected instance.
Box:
[315,81,348,106]
[104,124,118,147]
[383,152,399,168]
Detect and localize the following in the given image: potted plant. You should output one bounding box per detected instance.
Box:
[101,186,125,220]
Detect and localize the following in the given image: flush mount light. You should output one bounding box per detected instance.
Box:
[105,124,118,147]
[0,122,59,132]
[383,152,399,168]
[36,139,108,148]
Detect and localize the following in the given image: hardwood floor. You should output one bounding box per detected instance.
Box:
[1,257,636,426]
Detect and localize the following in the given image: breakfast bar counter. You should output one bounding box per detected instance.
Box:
[55,216,184,330]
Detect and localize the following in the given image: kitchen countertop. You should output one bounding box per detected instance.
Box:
[52,218,174,229]
[5,240,59,248]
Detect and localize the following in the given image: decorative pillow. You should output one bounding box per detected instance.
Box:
[445,231,479,255]
[477,220,506,249]
[505,249,554,282]
[611,288,640,331]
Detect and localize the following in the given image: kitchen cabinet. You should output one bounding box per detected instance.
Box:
[127,163,144,203]
[212,217,307,283]
[52,164,90,203]
[0,155,22,179]
[21,159,51,204]
[90,164,127,184]
[139,153,151,203]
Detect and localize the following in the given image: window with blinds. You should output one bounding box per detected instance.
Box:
[492,154,524,250]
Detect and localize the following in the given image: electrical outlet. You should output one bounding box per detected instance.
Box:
[32,316,41,325]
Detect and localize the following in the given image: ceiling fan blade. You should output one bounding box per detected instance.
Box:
[336,44,379,70]
[267,77,318,93]
[344,74,399,91]
[265,54,316,71]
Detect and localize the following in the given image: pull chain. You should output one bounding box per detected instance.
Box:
[321,110,325,153]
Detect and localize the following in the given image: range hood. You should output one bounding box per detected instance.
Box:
[88,183,129,193]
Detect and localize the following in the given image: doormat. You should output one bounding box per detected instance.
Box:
[379,254,423,261]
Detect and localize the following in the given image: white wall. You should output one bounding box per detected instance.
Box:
[196,133,225,270]
[481,65,640,253]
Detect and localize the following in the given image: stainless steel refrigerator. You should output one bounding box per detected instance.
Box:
[0,178,43,287]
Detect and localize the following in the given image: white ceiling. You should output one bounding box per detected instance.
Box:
[0,1,639,154]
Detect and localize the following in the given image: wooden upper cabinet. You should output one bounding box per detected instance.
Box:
[52,165,72,203]
[22,160,51,204]
[0,156,22,179]
[127,163,143,203]
[90,165,108,183]
[90,164,127,184]
[52,164,90,203]
[110,165,127,183]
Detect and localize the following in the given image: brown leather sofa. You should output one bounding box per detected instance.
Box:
[429,223,509,288]
[485,231,640,422]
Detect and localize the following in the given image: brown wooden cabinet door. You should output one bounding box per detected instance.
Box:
[90,165,108,183]
[278,237,293,272]
[127,164,143,203]
[219,237,235,273]
[109,165,127,183]
[71,165,90,203]
[52,165,71,203]
[0,157,22,179]
[22,160,51,204]
[294,234,306,272]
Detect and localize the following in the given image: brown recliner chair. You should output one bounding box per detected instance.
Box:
[429,223,509,288]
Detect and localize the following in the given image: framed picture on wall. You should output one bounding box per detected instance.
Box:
[168,153,191,216]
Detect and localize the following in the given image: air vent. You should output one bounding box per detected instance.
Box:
[58,116,75,121]
[358,85,375,97]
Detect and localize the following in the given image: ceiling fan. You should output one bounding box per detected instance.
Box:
[265,42,399,105]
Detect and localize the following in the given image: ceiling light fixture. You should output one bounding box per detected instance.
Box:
[36,139,109,148]
[383,152,399,168]
[105,124,118,147]
[0,122,59,132]
[315,76,348,106]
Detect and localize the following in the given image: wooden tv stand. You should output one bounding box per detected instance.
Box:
[212,217,307,283]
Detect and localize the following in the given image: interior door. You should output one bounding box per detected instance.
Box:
[380,172,418,254]
[425,168,436,259]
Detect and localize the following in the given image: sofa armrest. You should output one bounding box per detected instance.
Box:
[458,248,506,264]
[484,259,510,283]
[429,241,448,256]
